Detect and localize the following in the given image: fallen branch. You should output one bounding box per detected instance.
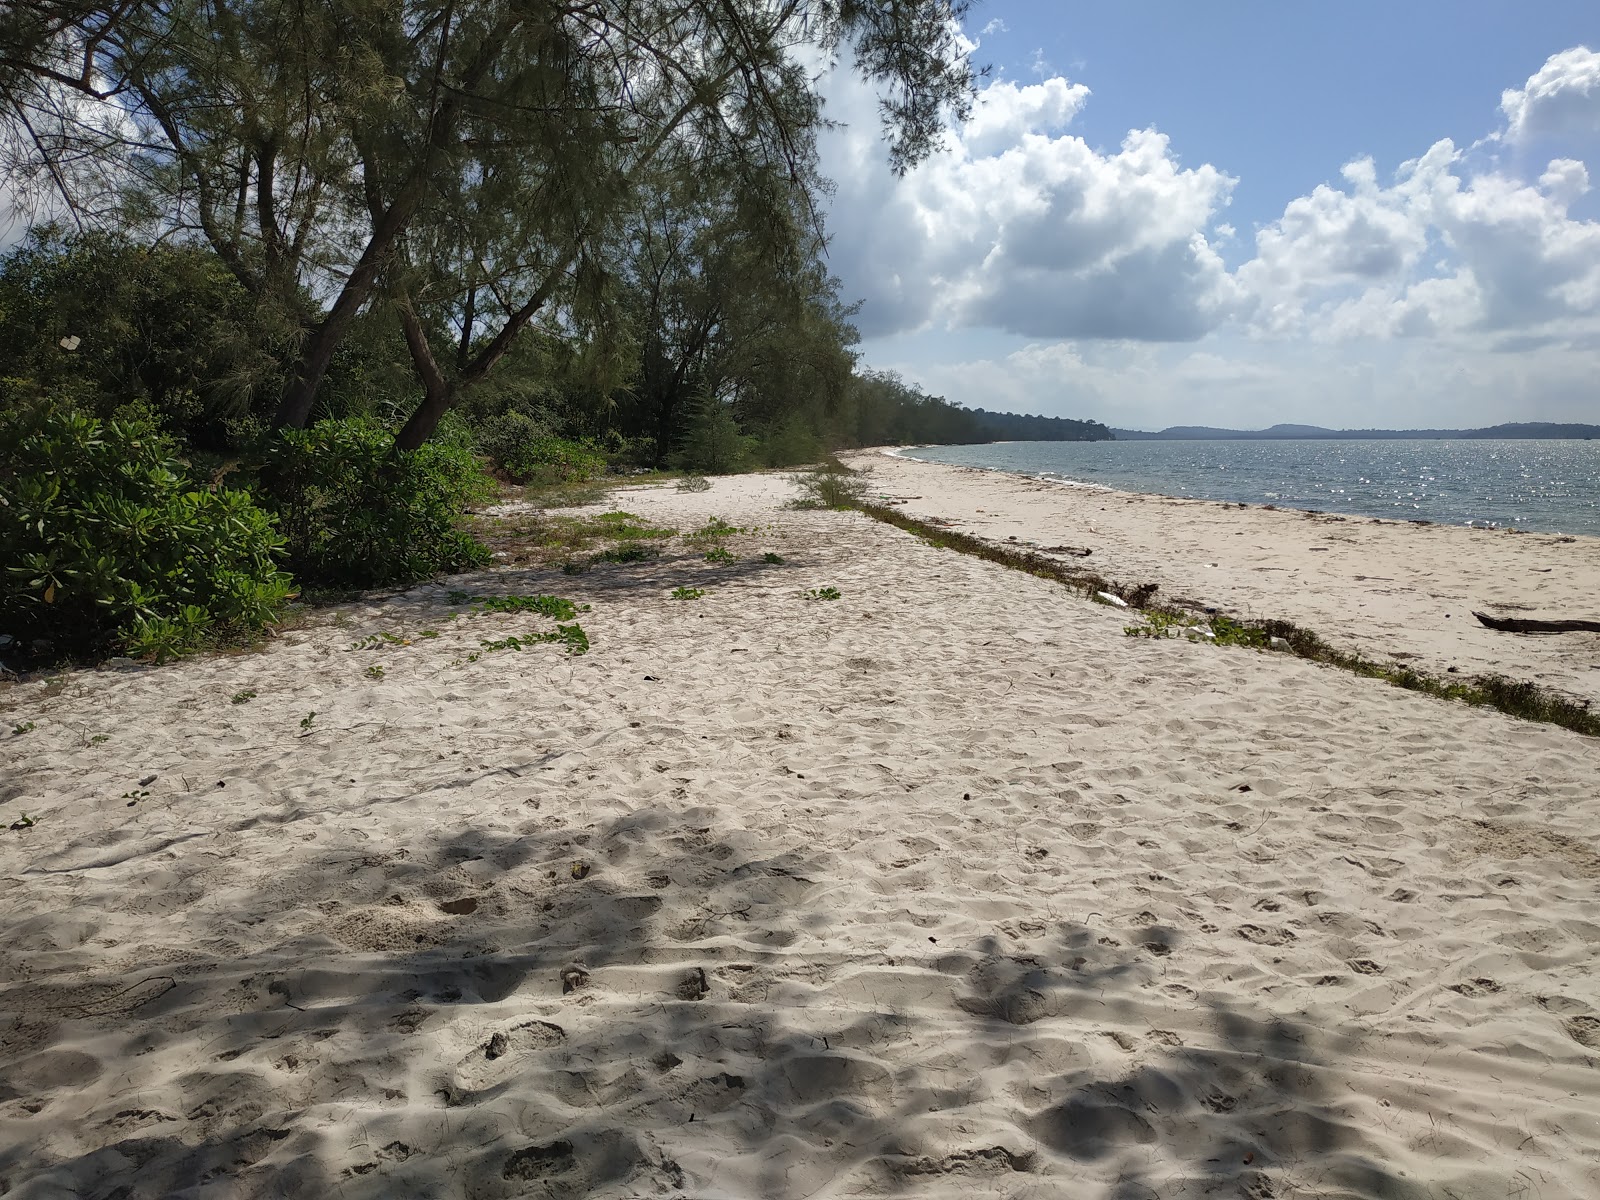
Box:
[1472,611,1600,635]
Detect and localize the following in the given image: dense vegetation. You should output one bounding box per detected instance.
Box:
[0,1,1104,663]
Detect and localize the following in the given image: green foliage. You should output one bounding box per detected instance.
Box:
[300,711,317,730]
[0,404,293,662]
[1124,611,1199,639]
[0,230,290,450]
[12,722,36,735]
[259,418,491,589]
[676,475,712,493]
[762,552,785,564]
[671,587,705,601]
[466,594,587,620]
[685,517,746,543]
[1209,616,1270,648]
[482,413,608,486]
[478,623,589,655]
[704,546,737,563]
[593,542,659,564]
[805,586,842,601]
[754,414,825,468]
[593,512,676,539]
[791,461,870,510]
[673,398,754,474]
[231,690,257,705]
[365,664,385,679]
[348,631,409,650]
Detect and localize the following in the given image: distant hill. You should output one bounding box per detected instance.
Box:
[1110,421,1600,441]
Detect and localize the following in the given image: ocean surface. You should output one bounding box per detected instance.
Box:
[899,439,1600,538]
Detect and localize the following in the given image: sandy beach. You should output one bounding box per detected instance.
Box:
[855,449,1600,708]
[2,466,1598,1199]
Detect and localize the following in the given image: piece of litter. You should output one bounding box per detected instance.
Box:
[1095,592,1129,608]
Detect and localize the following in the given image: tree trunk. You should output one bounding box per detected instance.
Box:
[394,293,454,451]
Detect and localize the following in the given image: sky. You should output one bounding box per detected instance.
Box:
[817,1,1600,431]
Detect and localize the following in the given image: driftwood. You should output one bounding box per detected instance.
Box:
[1473,611,1600,635]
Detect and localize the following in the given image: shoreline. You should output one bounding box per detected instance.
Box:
[849,448,1600,707]
[2,470,1599,1198]
[886,442,1600,538]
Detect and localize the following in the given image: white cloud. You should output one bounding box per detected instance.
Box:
[820,71,1237,342]
[981,18,1008,36]
[1500,46,1600,145]
[828,41,1600,429]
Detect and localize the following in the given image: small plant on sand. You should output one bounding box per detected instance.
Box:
[703,546,737,563]
[593,542,660,564]
[10,812,37,830]
[1210,616,1270,649]
[1124,611,1200,639]
[478,623,589,656]
[676,474,712,493]
[231,690,257,705]
[804,586,842,601]
[349,631,409,650]
[671,587,705,601]
[762,552,785,564]
[790,459,869,510]
[686,517,746,544]
[468,594,587,620]
[365,664,385,680]
[299,711,317,731]
[12,721,36,735]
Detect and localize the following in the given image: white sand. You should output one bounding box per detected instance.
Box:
[856,449,1600,707]
[2,469,1598,1199]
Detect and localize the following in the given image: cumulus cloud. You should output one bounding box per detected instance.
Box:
[1500,46,1600,145]
[981,18,1008,36]
[1241,132,1600,341]
[819,70,1238,341]
[822,39,1600,430]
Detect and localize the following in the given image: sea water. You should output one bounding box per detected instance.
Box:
[899,439,1600,538]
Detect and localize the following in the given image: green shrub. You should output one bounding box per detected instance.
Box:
[673,398,754,474]
[0,404,292,661]
[791,460,869,509]
[259,418,491,589]
[0,229,292,451]
[478,413,606,486]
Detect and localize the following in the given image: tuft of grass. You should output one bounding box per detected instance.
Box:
[593,542,660,564]
[468,509,673,568]
[790,459,869,510]
[676,475,712,493]
[685,517,746,544]
[671,586,705,601]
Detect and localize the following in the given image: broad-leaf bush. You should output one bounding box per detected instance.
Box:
[479,412,607,485]
[260,418,492,589]
[0,404,293,662]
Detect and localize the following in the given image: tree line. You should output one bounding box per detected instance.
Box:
[0,1,1108,663]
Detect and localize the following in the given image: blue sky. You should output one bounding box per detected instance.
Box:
[819,2,1600,430]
